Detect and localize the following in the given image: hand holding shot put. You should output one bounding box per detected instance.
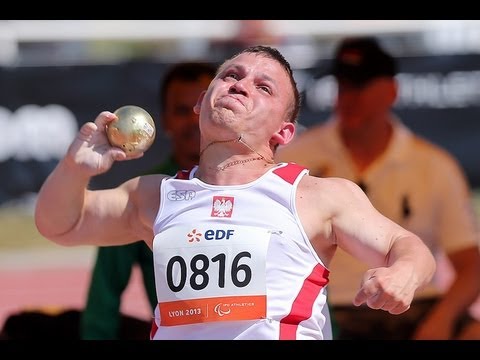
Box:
[35,46,435,339]
[70,106,155,176]
[34,106,158,248]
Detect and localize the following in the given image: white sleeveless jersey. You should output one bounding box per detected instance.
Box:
[150,162,331,340]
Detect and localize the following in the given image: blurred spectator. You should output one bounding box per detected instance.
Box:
[80,61,217,339]
[276,36,480,340]
[209,20,283,60]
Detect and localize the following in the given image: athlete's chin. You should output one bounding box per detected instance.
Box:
[211,108,238,125]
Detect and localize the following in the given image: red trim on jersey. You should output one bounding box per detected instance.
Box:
[150,317,158,340]
[273,163,306,185]
[175,168,193,180]
[279,264,330,340]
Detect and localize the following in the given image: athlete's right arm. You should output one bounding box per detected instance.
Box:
[34,111,149,247]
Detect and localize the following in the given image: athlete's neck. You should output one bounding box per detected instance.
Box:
[197,134,275,184]
[200,134,274,170]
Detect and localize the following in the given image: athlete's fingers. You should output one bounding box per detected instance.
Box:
[386,301,410,315]
[353,271,379,306]
[94,111,117,130]
[116,151,144,162]
[78,121,97,138]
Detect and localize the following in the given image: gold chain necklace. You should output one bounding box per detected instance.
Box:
[199,134,275,171]
[217,156,269,171]
[199,135,242,158]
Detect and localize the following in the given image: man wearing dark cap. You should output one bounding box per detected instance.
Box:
[276,36,480,339]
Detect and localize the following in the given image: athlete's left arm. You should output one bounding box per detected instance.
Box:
[299,175,436,315]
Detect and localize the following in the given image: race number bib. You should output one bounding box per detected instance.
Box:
[153,224,271,326]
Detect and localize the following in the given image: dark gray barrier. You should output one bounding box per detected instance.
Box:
[0,61,174,205]
[1,55,480,205]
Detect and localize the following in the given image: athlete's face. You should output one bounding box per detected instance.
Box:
[196,52,294,148]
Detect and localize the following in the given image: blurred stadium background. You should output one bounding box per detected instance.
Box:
[1,20,480,336]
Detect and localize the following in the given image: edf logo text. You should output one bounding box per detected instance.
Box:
[204,229,235,240]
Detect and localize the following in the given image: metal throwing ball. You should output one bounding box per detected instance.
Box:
[106,105,156,156]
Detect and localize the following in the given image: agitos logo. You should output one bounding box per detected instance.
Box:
[214,303,231,317]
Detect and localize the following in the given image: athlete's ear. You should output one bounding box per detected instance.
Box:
[193,90,207,115]
[270,122,295,147]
